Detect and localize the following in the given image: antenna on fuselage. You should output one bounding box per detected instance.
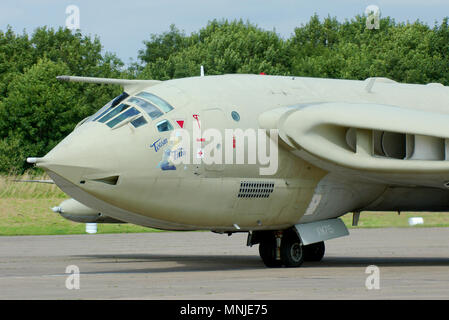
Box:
[200,65,205,77]
[365,77,376,93]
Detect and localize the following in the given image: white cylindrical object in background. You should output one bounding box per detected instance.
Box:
[408,217,424,226]
[86,223,97,234]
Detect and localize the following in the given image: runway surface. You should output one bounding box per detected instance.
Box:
[0,228,448,299]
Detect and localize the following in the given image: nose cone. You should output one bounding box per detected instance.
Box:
[33,120,162,219]
[35,123,118,186]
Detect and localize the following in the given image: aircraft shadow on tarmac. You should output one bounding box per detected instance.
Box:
[72,254,449,274]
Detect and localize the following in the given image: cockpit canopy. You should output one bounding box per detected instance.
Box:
[88,91,175,130]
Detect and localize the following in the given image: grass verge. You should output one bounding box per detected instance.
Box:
[0,174,160,235]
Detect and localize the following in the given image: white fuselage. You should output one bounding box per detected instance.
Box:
[38,75,449,231]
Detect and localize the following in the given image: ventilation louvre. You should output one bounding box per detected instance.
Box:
[238,181,274,198]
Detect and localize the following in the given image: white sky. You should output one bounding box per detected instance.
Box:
[1,0,449,64]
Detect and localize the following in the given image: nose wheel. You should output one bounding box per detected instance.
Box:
[258,230,305,268]
[258,237,282,268]
[279,230,304,267]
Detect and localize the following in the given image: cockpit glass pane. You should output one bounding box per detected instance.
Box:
[127,97,163,120]
[156,120,174,132]
[111,92,129,108]
[106,107,140,128]
[98,103,130,123]
[92,92,129,121]
[92,101,113,121]
[136,92,174,113]
[131,116,148,128]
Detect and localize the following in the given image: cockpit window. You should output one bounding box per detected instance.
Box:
[98,103,130,123]
[111,92,129,108]
[156,119,174,132]
[136,92,174,113]
[131,116,148,128]
[92,101,113,121]
[127,97,163,120]
[106,107,140,128]
[92,92,129,121]
[92,92,173,129]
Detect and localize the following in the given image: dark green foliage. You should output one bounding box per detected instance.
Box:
[138,20,290,80]
[288,15,449,84]
[0,26,124,173]
[2,15,449,173]
[137,16,449,84]
[138,24,189,65]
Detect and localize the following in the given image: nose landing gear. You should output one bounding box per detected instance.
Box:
[253,229,325,268]
[258,235,283,268]
[279,230,304,267]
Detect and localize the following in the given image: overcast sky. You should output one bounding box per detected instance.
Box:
[1,1,449,64]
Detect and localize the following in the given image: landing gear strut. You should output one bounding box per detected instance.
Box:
[258,236,282,268]
[253,229,326,267]
[256,229,305,268]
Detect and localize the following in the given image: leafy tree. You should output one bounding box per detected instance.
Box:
[0,27,125,173]
[138,24,189,64]
[138,20,290,80]
[0,59,85,171]
[0,27,34,97]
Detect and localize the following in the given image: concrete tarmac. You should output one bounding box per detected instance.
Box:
[0,228,448,299]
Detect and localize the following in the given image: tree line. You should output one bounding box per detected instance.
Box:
[1,14,449,173]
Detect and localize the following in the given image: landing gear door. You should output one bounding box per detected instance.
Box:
[294,218,349,246]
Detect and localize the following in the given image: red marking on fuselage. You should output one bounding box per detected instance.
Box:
[176,120,184,128]
[193,114,200,129]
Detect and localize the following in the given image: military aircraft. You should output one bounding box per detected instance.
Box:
[26,73,449,267]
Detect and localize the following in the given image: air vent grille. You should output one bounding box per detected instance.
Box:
[238,181,274,198]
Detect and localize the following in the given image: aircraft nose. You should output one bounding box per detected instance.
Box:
[31,124,118,186]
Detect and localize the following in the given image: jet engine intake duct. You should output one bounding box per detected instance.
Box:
[260,102,449,173]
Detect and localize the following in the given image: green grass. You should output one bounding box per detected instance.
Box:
[0,173,66,199]
[1,174,449,236]
[0,174,162,236]
[341,211,449,228]
[0,198,162,236]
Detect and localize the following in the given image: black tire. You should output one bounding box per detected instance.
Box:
[303,241,325,262]
[259,238,282,268]
[280,231,304,267]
